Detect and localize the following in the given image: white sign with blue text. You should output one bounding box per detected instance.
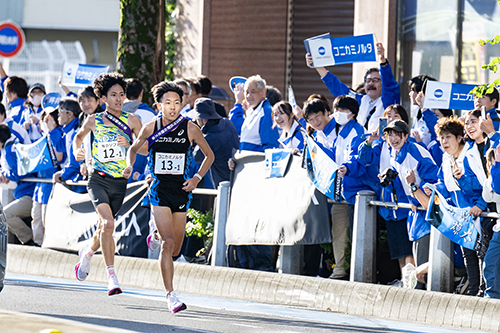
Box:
[61,61,109,87]
[423,81,476,110]
[305,33,376,67]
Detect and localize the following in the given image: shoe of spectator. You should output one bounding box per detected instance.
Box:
[75,246,92,282]
[388,279,404,287]
[147,232,160,252]
[328,265,347,279]
[175,255,188,263]
[108,275,122,296]
[166,292,187,314]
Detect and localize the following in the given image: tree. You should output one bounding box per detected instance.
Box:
[117,0,176,105]
[471,0,500,97]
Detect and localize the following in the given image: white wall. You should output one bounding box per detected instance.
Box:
[22,0,120,31]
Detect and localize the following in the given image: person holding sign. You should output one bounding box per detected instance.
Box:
[305,43,400,133]
[123,81,214,313]
[73,73,143,296]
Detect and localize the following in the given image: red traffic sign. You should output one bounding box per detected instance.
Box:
[0,21,25,58]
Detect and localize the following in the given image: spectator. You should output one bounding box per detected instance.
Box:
[304,96,371,279]
[0,124,37,246]
[188,97,239,188]
[266,85,282,107]
[31,108,65,245]
[123,79,157,125]
[272,101,305,151]
[227,74,280,272]
[483,146,500,298]
[229,74,280,149]
[359,105,415,276]
[306,43,400,132]
[52,98,83,189]
[173,79,192,117]
[383,120,439,289]
[22,83,46,142]
[408,75,438,146]
[475,87,500,131]
[0,103,31,144]
[0,62,28,124]
[77,86,104,180]
[185,78,202,109]
[197,76,227,117]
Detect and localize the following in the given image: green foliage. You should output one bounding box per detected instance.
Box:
[185,209,214,239]
[165,0,176,81]
[479,35,500,46]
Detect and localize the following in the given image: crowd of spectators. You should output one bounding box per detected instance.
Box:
[2,41,500,299]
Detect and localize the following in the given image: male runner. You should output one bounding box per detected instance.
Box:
[73,73,142,295]
[123,81,214,313]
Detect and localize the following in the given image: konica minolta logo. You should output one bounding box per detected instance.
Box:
[318,46,326,56]
[434,89,444,99]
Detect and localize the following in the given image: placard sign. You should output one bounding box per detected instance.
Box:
[61,61,109,87]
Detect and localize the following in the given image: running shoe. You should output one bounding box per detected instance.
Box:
[166,292,187,313]
[147,232,160,252]
[75,246,91,282]
[108,275,123,296]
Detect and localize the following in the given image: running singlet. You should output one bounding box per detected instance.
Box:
[148,116,192,186]
[92,112,130,178]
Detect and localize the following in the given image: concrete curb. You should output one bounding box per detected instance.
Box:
[7,244,500,332]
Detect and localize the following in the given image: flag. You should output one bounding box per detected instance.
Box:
[424,183,481,251]
[15,135,58,176]
[304,135,340,201]
[264,149,292,178]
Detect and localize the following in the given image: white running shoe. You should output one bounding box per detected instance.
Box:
[147,232,160,252]
[75,246,92,282]
[108,275,123,296]
[166,292,187,313]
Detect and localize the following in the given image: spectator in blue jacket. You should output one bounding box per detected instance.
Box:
[52,98,83,191]
[0,124,37,246]
[383,120,439,288]
[305,43,400,133]
[0,62,28,125]
[0,103,31,144]
[475,87,500,132]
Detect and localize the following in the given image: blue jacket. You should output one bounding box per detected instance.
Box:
[358,137,410,221]
[229,99,280,152]
[392,139,439,241]
[278,120,305,151]
[194,118,240,188]
[7,97,27,125]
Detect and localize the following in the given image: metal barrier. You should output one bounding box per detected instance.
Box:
[350,190,499,292]
[9,178,231,267]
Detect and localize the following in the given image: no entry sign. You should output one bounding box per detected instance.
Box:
[0,21,25,58]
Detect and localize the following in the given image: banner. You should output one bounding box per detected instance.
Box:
[288,86,297,109]
[61,61,109,87]
[304,135,340,201]
[304,33,376,67]
[425,184,481,251]
[264,149,292,178]
[226,151,331,245]
[14,135,57,176]
[43,181,150,257]
[42,92,62,109]
[423,81,476,110]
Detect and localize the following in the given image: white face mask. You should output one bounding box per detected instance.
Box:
[333,111,351,126]
[31,95,43,107]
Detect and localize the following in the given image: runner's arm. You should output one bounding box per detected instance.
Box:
[123,122,152,179]
[183,121,214,191]
[72,115,94,158]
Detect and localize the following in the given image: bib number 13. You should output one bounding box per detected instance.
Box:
[155,153,184,175]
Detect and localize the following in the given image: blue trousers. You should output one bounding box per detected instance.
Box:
[484,231,500,299]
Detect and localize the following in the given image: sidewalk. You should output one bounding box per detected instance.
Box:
[6,244,500,332]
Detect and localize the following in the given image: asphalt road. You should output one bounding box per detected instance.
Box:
[0,273,482,333]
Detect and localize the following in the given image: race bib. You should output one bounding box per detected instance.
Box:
[154,152,185,175]
[97,141,126,162]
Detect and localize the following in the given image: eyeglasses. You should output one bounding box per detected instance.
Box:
[365,78,381,84]
[58,109,72,114]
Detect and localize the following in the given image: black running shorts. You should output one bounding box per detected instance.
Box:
[87,170,128,216]
[149,178,191,213]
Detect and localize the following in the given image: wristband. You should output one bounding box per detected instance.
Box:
[194,173,202,180]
